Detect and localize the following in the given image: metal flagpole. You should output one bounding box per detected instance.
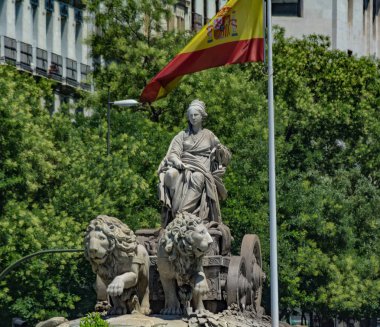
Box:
[266,0,279,327]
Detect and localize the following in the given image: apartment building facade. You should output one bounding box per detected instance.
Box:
[0,0,92,111]
[172,0,380,58]
[272,0,380,58]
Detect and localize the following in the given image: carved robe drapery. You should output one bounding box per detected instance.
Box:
[158,129,231,226]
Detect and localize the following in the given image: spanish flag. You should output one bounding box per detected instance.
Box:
[140,0,264,103]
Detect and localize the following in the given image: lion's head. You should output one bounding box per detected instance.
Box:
[160,212,213,280]
[84,215,137,277]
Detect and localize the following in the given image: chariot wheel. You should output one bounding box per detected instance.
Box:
[226,256,250,310]
[240,234,264,313]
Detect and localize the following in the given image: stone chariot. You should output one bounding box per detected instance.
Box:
[135,226,265,315]
[90,99,266,317]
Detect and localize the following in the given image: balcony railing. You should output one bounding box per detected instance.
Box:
[20,42,33,71]
[192,13,203,32]
[0,36,91,91]
[36,48,48,76]
[80,63,91,90]
[49,52,62,81]
[4,37,17,64]
[66,58,78,86]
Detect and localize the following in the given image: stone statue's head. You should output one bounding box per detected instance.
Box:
[187,99,207,121]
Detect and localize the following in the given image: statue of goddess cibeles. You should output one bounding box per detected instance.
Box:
[158,99,231,227]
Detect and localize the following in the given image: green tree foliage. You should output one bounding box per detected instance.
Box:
[269,29,380,321]
[278,169,380,320]
[80,312,109,326]
[0,66,168,324]
[85,0,191,121]
[0,66,89,323]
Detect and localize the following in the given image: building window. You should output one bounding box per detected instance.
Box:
[75,21,82,63]
[348,0,353,25]
[46,13,53,51]
[177,16,185,31]
[373,0,380,19]
[45,0,54,13]
[61,19,68,58]
[73,0,85,9]
[272,0,302,17]
[203,0,208,24]
[0,0,6,34]
[215,0,219,13]
[30,0,38,7]
[15,0,23,40]
[174,4,186,32]
[33,4,38,45]
[74,8,83,23]
[363,0,369,11]
[59,2,68,18]
[193,13,203,31]
[167,15,175,31]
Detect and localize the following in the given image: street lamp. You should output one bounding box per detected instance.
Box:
[107,94,140,156]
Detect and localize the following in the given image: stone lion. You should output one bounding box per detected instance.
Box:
[157,212,213,315]
[84,215,150,315]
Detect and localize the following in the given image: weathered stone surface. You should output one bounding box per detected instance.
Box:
[36,317,68,327]
[157,213,213,315]
[84,215,151,315]
[158,99,231,225]
[53,307,276,327]
[50,306,282,327]
[63,313,188,327]
[57,323,70,327]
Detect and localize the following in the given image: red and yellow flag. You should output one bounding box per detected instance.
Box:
[140,0,264,103]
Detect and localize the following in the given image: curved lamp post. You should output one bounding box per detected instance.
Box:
[0,249,84,281]
[107,96,140,156]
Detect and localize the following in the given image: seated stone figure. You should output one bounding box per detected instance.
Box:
[158,99,231,226]
[84,215,150,315]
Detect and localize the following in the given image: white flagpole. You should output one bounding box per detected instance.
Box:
[266,0,279,326]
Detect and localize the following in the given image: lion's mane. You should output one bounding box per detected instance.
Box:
[84,215,138,282]
[160,212,204,284]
